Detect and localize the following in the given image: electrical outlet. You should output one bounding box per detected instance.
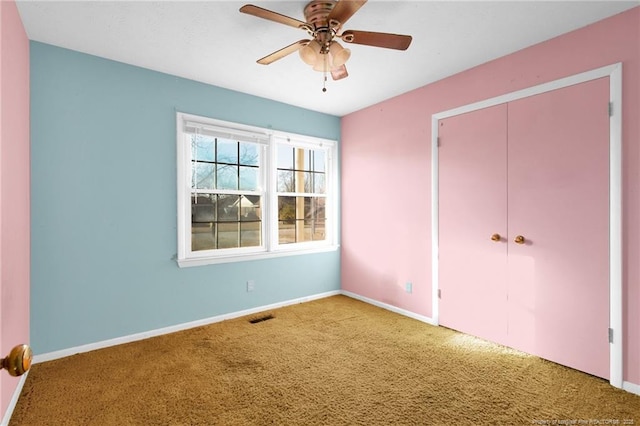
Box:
[405,282,412,293]
[247,280,255,292]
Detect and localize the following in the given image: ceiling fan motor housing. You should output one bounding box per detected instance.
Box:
[304,1,338,27]
[304,0,340,52]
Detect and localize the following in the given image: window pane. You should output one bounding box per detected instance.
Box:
[193,162,215,189]
[217,195,239,222]
[313,173,325,193]
[239,166,258,191]
[217,139,238,164]
[302,148,312,171]
[191,222,216,251]
[240,196,261,221]
[239,142,259,166]
[191,194,216,223]
[191,135,215,162]
[278,196,296,222]
[278,221,296,244]
[291,170,305,193]
[314,150,325,172]
[277,170,294,192]
[217,164,238,190]
[307,197,326,221]
[240,221,261,247]
[305,219,326,241]
[278,197,296,244]
[218,222,239,249]
[291,147,308,172]
[277,146,294,169]
[302,172,315,193]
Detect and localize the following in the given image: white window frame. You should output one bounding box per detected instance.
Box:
[176,112,338,267]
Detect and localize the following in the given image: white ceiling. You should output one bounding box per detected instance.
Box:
[16,0,639,116]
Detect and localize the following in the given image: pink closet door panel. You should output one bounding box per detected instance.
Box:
[507,77,610,379]
[438,104,508,345]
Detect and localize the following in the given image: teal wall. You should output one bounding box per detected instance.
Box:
[30,42,341,355]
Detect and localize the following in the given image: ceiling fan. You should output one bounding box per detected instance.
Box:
[240,0,412,91]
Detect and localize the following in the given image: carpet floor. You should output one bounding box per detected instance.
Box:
[10,295,640,425]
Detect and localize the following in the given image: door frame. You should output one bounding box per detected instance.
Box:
[430,63,623,388]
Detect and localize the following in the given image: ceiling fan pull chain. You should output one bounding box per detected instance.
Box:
[322,52,328,92]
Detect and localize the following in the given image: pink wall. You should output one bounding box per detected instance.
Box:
[341,7,640,385]
[0,0,30,418]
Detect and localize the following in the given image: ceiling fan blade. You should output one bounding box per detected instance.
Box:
[341,30,412,50]
[257,40,310,65]
[331,65,349,81]
[327,0,367,26]
[240,4,307,29]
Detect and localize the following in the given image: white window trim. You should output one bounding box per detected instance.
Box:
[176,112,339,267]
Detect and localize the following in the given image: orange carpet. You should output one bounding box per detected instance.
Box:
[10,295,640,425]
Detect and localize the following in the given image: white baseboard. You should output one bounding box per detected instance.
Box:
[27,287,640,399]
[341,290,436,325]
[1,372,29,426]
[34,289,431,364]
[33,290,341,364]
[623,381,640,396]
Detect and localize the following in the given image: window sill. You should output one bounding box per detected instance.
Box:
[176,244,340,268]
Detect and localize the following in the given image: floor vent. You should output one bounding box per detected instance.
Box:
[249,314,274,324]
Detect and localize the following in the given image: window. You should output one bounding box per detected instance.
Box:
[177,113,337,267]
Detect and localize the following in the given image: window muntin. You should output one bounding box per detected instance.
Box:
[177,113,337,266]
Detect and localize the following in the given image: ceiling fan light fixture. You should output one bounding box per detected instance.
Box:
[329,41,351,67]
[299,40,321,65]
[312,52,333,72]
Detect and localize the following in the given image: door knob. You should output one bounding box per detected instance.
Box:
[490,233,501,242]
[1,344,32,377]
[514,235,526,245]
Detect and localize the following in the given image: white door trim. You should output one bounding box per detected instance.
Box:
[430,63,623,388]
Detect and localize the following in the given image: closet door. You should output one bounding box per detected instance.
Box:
[438,104,508,345]
[507,77,610,379]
